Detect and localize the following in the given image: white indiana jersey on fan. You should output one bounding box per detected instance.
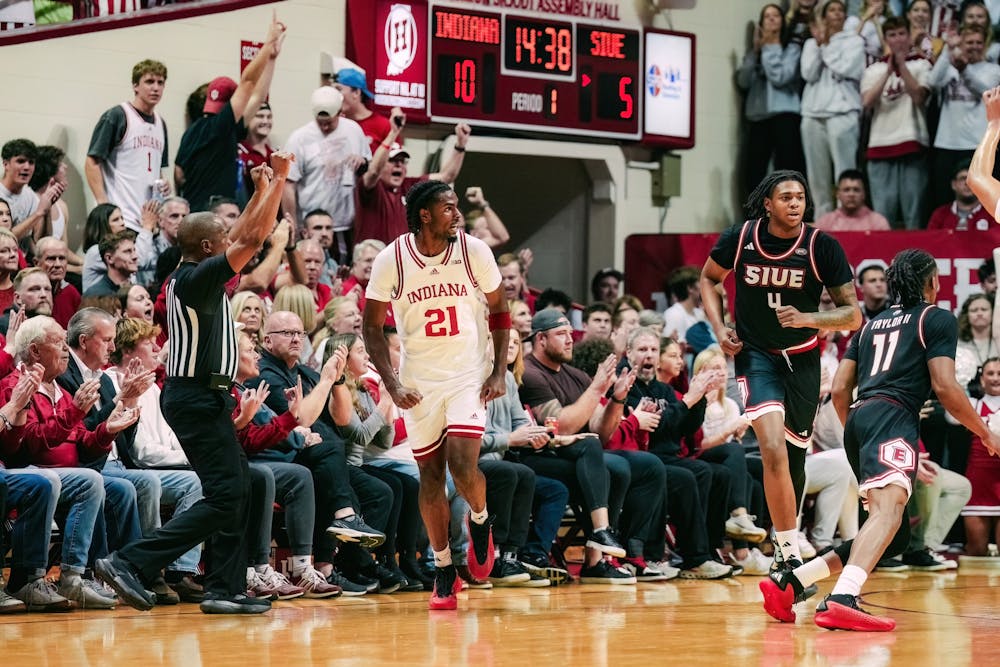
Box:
[366,231,502,387]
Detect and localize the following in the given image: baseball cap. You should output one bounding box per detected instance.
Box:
[335,68,375,100]
[387,143,410,161]
[204,76,238,114]
[530,308,572,339]
[311,86,344,117]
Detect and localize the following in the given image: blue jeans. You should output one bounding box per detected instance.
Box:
[365,457,469,564]
[523,475,570,559]
[1,470,57,580]
[102,460,203,573]
[93,476,144,561]
[8,467,104,574]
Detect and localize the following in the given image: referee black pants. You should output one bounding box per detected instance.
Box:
[119,383,251,596]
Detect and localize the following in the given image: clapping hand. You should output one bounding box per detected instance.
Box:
[106,401,140,434]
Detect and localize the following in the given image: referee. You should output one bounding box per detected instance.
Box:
[96,146,292,614]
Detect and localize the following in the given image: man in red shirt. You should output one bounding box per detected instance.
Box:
[927,162,997,231]
[33,237,79,329]
[332,68,393,155]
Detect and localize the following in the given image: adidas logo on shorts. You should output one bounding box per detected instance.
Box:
[744,243,755,250]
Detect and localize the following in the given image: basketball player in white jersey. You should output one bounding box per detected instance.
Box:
[363,180,510,611]
[968,86,1000,324]
[85,59,170,233]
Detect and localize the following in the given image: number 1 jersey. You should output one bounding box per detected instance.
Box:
[366,231,503,387]
[844,302,957,415]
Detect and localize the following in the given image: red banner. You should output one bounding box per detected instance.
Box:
[624,229,1000,315]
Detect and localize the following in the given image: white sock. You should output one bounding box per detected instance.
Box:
[831,564,868,597]
[61,570,81,584]
[334,509,355,520]
[470,506,489,525]
[793,556,831,588]
[593,524,609,533]
[775,529,801,562]
[289,555,311,577]
[254,564,269,574]
[433,547,453,568]
[731,508,747,518]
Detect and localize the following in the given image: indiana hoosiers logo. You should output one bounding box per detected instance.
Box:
[877,439,916,472]
[385,4,417,76]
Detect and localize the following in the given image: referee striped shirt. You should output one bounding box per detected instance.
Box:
[165,255,239,382]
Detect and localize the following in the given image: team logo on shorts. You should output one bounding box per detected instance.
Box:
[877,439,916,472]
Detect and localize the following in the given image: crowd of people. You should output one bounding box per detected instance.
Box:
[738,0,1000,231]
[1,6,1000,631]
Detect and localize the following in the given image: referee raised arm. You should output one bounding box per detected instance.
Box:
[96,132,292,616]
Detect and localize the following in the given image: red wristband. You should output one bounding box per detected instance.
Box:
[488,311,512,331]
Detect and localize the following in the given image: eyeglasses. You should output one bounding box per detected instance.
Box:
[267,330,307,339]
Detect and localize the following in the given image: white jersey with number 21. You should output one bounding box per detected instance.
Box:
[366,231,502,388]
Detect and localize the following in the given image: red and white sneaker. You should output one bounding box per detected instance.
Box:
[465,513,496,581]
[429,565,459,611]
[289,566,342,599]
[814,594,896,632]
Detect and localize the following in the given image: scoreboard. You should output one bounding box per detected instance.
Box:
[346,0,695,148]
[429,5,641,140]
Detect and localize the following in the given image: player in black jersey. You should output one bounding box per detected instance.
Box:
[701,171,861,569]
[760,249,1000,631]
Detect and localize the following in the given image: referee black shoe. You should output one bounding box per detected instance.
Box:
[94,553,155,611]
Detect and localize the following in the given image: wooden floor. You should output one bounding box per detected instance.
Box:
[2,569,999,666]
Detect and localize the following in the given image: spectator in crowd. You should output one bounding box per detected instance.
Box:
[282,86,370,265]
[326,332,413,593]
[638,310,666,338]
[0,268,53,335]
[29,147,82,276]
[231,330,346,598]
[814,169,892,230]
[340,239,383,313]
[119,284,154,324]
[536,288,573,315]
[897,452,970,569]
[248,310,393,591]
[846,0,891,62]
[231,290,266,347]
[238,102,275,202]
[209,196,241,232]
[626,335,734,579]
[104,317,205,602]
[136,196,187,288]
[691,348,772,575]
[353,110,470,246]
[957,292,996,375]
[928,24,1000,210]
[271,284,317,361]
[662,266,705,344]
[857,263,890,322]
[610,302,641,356]
[303,210,339,287]
[34,236,80,329]
[510,299,533,351]
[174,17,284,212]
[82,203,126,293]
[0,138,64,241]
[927,161,998,229]
[959,1,1000,62]
[482,326,569,585]
[979,257,996,299]
[332,68,393,154]
[906,0,941,60]
[800,0,866,217]
[464,186,510,249]
[516,309,634,583]
[84,231,137,297]
[312,296,362,367]
[274,239,331,313]
[736,3,807,199]
[962,356,1000,556]
[499,253,536,312]
[590,267,624,305]
[1,315,142,608]
[85,59,170,232]
[861,16,933,229]
[581,303,613,342]
[0,230,18,314]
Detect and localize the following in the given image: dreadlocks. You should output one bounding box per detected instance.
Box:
[743,170,814,222]
[405,180,453,235]
[886,249,937,309]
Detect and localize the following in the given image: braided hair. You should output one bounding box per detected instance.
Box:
[405,180,453,234]
[743,170,814,223]
[886,249,937,309]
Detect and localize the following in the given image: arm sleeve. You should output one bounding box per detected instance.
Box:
[927,48,953,89]
[337,408,391,448]
[761,43,801,87]
[799,38,823,83]
[735,50,760,91]
[961,62,1000,96]
[923,308,958,361]
[823,34,865,80]
[86,107,127,161]
[365,244,398,303]
[708,223,744,270]
[814,233,856,287]
[860,62,885,99]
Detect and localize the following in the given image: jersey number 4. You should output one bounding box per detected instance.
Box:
[425,306,460,337]
[869,331,900,376]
